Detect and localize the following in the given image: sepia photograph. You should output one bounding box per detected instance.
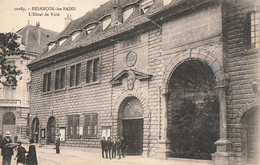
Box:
[0,0,259,164]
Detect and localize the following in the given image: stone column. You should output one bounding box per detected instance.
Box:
[212,76,236,165]
[157,87,168,159]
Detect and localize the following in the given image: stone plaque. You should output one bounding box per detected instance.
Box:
[126,51,137,67]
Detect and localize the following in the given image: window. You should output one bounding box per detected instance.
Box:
[72,33,80,41]
[251,12,259,49]
[59,38,67,46]
[48,43,55,51]
[55,68,65,90]
[43,72,51,92]
[163,0,172,6]
[123,6,134,22]
[70,63,81,87]
[67,115,79,137]
[86,25,96,34]
[86,58,100,83]
[141,0,154,13]
[102,16,111,30]
[83,113,98,137]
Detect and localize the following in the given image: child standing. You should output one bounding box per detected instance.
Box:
[15,141,26,165]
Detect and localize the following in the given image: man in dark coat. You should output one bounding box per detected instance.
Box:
[106,137,112,159]
[101,137,106,158]
[55,134,60,154]
[112,137,117,158]
[121,137,127,158]
[116,137,122,159]
[1,131,14,165]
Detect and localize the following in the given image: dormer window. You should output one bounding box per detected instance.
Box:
[48,43,56,51]
[141,0,154,14]
[123,6,134,22]
[86,25,96,34]
[72,32,80,41]
[163,0,172,6]
[59,38,67,46]
[101,16,111,30]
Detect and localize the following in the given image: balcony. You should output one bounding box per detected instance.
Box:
[0,99,21,107]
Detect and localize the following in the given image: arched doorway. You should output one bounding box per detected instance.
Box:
[47,116,56,144]
[31,117,39,143]
[2,112,16,136]
[241,106,259,164]
[167,60,219,160]
[119,97,143,155]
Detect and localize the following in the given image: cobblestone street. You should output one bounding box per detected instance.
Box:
[0,144,211,165]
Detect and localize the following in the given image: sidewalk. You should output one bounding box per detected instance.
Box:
[32,144,212,165]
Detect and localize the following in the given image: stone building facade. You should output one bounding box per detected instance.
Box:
[28,0,259,164]
[0,23,58,140]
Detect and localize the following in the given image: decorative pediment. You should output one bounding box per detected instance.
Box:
[110,69,152,85]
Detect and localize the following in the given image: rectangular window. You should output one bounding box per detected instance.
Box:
[86,58,100,83]
[251,12,260,49]
[43,72,51,92]
[83,113,98,137]
[70,63,81,87]
[67,115,80,137]
[55,68,65,90]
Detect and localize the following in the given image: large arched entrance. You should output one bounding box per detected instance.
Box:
[241,106,259,164]
[2,112,16,136]
[119,97,143,155]
[167,60,219,160]
[47,116,56,144]
[31,117,39,143]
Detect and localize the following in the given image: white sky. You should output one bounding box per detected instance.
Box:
[0,0,109,33]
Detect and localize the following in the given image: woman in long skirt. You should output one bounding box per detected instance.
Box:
[26,139,38,165]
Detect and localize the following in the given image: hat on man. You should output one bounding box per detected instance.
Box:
[4,131,11,137]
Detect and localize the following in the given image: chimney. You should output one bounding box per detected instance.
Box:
[36,21,41,44]
[65,14,72,28]
[110,4,122,26]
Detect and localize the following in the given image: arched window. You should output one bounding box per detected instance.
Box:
[3,112,15,125]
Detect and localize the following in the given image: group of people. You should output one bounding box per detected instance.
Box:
[1,131,38,165]
[101,136,127,160]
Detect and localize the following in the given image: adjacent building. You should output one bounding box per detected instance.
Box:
[28,0,259,164]
[0,23,58,140]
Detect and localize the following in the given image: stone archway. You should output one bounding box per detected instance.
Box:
[31,117,39,143]
[241,106,259,164]
[47,116,56,144]
[166,60,219,160]
[2,112,16,136]
[118,96,144,155]
[159,49,231,162]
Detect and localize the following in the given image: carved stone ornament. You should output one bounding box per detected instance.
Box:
[127,70,136,90]
[126,51,137,67]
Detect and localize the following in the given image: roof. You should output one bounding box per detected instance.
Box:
[28,0,214,69]
[17,25,59,55]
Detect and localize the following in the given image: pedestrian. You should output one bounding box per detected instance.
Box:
[112,137,117,158]
[55,134,60,154]
[116,136,122,159]
[101,137,106,158]
[1,131,14,165]
[26,139,38,165]
[121,137,126,158]
[14,141,26,165]
[106,137,112,159]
